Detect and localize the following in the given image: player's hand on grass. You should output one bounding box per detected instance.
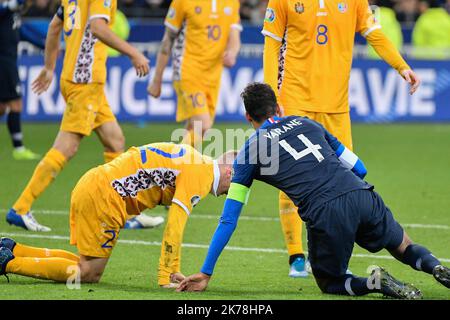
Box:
[176,272,210,292]
[170,272,186,284]
[131,51,150,78]
[32,68,53,95]
[147,79,162,98]
[223,51,237,68]
[401,69,421,95]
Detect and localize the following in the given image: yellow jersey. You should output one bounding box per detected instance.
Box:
[61,0,116,84]
[262,0,380,113]
[101,143,218,217]
[165,0,242,86]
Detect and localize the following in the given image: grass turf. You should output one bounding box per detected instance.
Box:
[0,122,449,300]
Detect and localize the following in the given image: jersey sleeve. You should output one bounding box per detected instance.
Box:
[230,0,243,31]
[165,0,186,33]
[321,125,367,179]
[172,164,214,215]
[89,0,113,22]
[356,0,381,38]
[261,0,287,42]
[158,204,188,285]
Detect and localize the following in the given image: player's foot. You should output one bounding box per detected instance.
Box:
[433,265,450,288]
[6,209,51,232]
[0,247,14,276]
[0,238,16,251]
[373,267,422,300]
[12,148,40,161]
[124,214,164,229]
[289,256,308,278]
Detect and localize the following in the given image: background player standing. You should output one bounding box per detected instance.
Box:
[148,0,242,148]
[262,0,422,277]
[0,0,40,160]
[6,0,150,232]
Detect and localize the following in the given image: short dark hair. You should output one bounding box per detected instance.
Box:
[240,82,277,122]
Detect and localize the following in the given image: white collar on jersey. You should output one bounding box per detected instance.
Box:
[212,160,220,197]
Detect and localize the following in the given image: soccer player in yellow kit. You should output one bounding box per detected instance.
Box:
[0,143,236,287]
[148,0,242,148]
[262,0,421,277]
[6,0,150,232]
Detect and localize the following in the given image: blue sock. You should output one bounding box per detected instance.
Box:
[323,275,374,296]
[401,244,441,274]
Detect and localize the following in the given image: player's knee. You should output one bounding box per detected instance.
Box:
[59,143,79,160]
[314,277,332,293]
[80,265,103,283]
[105,134,125,153]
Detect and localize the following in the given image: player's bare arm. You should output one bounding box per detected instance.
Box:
[90,18,149,77]
[366,29,421,95]
[147,27,178,98]
[223,28,241,68]
[32,14,63,95]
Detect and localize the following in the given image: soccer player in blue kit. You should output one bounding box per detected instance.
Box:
[178,83,450,299]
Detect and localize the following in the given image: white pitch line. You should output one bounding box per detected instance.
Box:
[1,231,449,263]
[2,209,449,229]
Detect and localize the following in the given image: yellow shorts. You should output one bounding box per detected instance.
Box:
[70,168,126,258]
[60,80,117,136]
[173,80,219,122]
[283,108,353,151]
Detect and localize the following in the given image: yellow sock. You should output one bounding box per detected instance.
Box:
[103,151,122,163]
[13,148,66,215]
[181,129,203,150]
[13,243,79,262]
[279,191,304,256]
[6,256,78,282]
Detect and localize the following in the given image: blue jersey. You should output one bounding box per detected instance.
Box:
[233,116,372,219]
[200,115,371,276]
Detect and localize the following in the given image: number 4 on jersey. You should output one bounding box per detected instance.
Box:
[279,134,325,162]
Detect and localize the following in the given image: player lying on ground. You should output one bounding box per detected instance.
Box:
[5,0,159,232]
[178,83,450,299]
[0,143,236,287]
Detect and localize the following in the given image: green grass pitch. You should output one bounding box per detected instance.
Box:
[0,122,449,300]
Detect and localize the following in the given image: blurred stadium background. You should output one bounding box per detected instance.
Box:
[13,0,450,124]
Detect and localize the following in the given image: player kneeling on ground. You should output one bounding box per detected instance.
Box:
[178,83,450,299]
[0,143,236,287]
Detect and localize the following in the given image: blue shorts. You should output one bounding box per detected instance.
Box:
[0,56,21,102]
[306,189,404,279]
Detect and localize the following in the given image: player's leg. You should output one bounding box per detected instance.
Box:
[277,110,316,277]
[7,80,91,231]
[174,81,211,149]
[279,191,306,278]
[366,197,450,289]
[0,237,79,262]
[0,243,107,283]
[7,130,83,231]
[7,98,40,160]
[311,191,421,299]
[93,90,126,162]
